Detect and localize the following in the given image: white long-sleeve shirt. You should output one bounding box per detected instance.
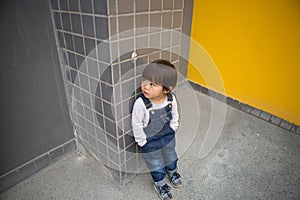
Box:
[131,94,179,147]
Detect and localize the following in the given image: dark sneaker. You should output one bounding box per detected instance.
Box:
[169,172,182,188]
[153,183,173,200]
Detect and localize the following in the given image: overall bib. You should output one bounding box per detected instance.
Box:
[140,93,178,182]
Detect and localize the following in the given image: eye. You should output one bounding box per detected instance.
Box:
[150,82,156,87]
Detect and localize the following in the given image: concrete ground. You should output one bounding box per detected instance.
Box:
[1,91,300,200]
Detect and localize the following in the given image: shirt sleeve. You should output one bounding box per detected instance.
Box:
[170,94,179,131]
[131,98,147,147]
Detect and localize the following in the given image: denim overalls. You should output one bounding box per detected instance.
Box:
[139,93,178,182]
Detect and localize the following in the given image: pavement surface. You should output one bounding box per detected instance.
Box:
[1,90,300,200]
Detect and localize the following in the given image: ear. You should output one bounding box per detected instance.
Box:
[163,89,171,94]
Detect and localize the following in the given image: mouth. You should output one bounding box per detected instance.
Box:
[143,91,149,96]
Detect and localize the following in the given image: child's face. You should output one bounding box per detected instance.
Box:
[141,79,168,103]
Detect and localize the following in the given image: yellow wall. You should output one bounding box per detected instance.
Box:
[188,0,300,125]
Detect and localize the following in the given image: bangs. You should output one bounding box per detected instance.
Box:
[142,62,177,89]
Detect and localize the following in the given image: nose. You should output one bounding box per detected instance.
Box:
[143,83,150,90]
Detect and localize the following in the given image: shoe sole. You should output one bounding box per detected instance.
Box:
[153,184,173,200]
[170,182,182,188]
[167,174,182,188]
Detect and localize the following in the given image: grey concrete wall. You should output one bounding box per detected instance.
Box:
[0,0,75,192]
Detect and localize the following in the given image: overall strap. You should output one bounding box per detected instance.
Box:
[139,93,152,109]
[167,92,173,102]
[166,93,173,111]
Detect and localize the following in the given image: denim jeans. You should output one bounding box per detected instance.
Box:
[140,130,178,182]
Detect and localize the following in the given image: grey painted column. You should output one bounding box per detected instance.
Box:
[0,0,75,192]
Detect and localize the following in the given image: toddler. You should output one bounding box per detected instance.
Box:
[132,59,182,200]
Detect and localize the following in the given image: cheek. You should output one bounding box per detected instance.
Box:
[156,86,164,92]
[152,87,163,95]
